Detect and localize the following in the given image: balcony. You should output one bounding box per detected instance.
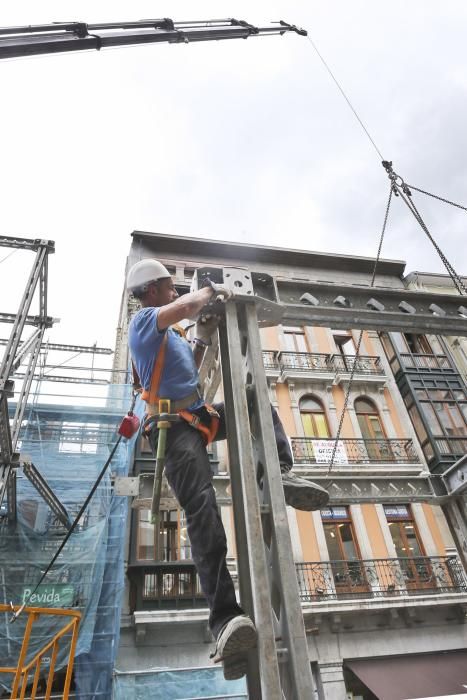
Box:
[399,353,454,373]
[291,437,420,466]
[128,563,205,611]
[262,350,385,384]
[296,555,467,602]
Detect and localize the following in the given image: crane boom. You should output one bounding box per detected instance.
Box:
[0,18,307,60]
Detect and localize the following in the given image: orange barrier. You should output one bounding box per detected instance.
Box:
[0,605,81,700]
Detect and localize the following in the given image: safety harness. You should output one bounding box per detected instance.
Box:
[133,324,219,446]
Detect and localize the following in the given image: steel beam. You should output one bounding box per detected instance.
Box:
[12,372,110,386]
[442,498,467,570]
[276,279,467,334]
[0,313,54,327]
[0,338,112,354]
[0,239,55,519]
[11,331,45,449]
[0,19,306,60]
[219,309,270,699]
[0,245,50,392]
[244,301,316,697]
[195,265,467,335]
[442,455,467,498]
[11,328,42,372]
[219,294,316,698]
[22,461,71,530]
[0,236,54,252]
[308,473,436,503]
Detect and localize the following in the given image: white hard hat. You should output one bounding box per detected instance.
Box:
[126,259,171,293]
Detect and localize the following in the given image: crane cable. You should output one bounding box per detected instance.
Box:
[306,30,467,479]
[324,168,467,479]
[324,184,393,481]
[382,161,467,296]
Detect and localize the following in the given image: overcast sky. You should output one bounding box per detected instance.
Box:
[1,0,466,359]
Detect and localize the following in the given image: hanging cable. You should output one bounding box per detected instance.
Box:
[0,249,18,266]
[405,184,467,213]
[306,34,385,161]
[382,161,467,296]
[324,185,393,482]
[10,424,128,622]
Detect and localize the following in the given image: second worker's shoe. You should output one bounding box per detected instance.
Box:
[213,615,257,681]
[281,469,329,511]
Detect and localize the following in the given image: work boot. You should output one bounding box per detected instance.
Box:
[281,468,329,511]
[212,615,257,681]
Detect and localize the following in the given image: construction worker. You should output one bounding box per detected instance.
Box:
[126,259,329,680]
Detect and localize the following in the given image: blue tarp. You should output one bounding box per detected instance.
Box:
[113,667,247,700]
[0,385,139,699]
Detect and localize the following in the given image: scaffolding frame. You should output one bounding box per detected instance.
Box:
[0,604,81,700]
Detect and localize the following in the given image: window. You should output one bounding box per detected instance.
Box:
[283,327,308,353]
[383,505,431,590]
[333,332,359,371]
[402,334,438,355]
[300,396,330,438]
[354,398,391,460]
[355,398,386,440]
[136,508,191,562]
[334,333,357,357]
[321,507,368,594]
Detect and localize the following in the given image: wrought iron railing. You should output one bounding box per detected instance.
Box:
[291,437,419,464]
[262,350,280,371]
[400,353,453,371]
[332,354,384,375]
[296,556,467,601]
[278,351,334,373]
[262,351,385,375]
[142,567,202,600]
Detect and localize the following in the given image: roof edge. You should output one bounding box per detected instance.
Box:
[131,230,407,276]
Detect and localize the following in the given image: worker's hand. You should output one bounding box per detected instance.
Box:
[202,277,233,303]
[194,314,220,347]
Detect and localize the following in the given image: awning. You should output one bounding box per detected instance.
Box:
[346,651,467,700]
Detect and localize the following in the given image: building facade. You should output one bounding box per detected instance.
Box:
[115,232,467,699]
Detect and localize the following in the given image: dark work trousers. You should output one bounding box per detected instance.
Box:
[149,402,293,640]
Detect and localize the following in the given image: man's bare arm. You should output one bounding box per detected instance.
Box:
[157,287,214,331]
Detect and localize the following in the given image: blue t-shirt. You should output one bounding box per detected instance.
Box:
[128,307,203,409]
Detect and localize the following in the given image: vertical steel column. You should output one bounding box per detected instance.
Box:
[443,499,467,570]
[220,302,282,699]
[0,245,48,389]
[0,240,54,517]
[243,301,315,698]
[11,331,45,449]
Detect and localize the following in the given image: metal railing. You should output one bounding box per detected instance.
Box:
[0,605,81,700]
[331,354,384,375]
[262,351,280,371]
[400,353,453,371]
[278,351,334,373]
[434,436,467,458]
[142,567,202,601]
[296,556,467,602]
[291,437,419,464]
[262,351,385,376]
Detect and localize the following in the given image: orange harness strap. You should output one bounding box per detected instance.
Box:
[140,333,168,405]
[178,405,220,446]
[137,325,219,445]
